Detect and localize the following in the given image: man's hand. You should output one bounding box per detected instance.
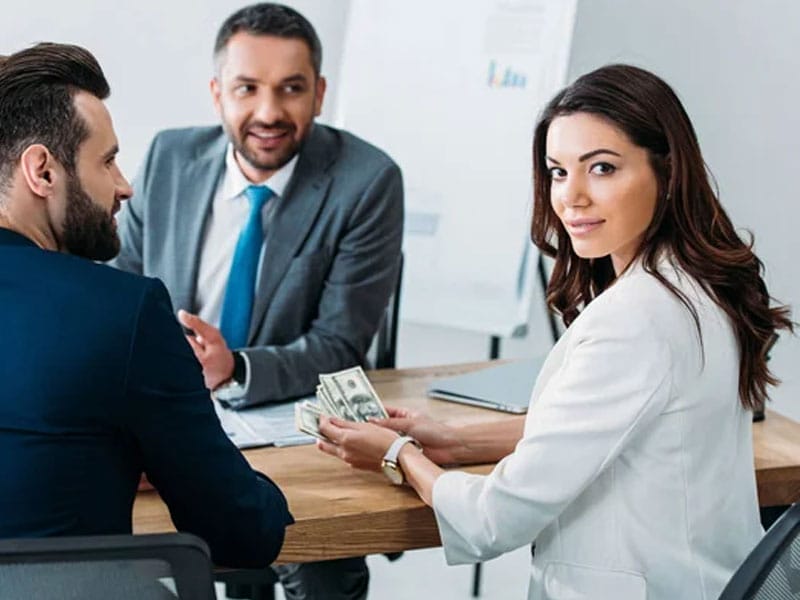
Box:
[177,310,235,390]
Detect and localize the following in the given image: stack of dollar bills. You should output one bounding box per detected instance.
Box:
[295,366,388,441]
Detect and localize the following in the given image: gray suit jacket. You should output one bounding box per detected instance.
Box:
[112,124,403,406]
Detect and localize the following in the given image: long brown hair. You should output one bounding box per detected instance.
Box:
[531,64,792,410]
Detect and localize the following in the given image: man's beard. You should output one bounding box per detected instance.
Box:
[229,120,304,174]
[61,175,120,261]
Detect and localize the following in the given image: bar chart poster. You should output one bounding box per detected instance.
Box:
[336,0,577,337]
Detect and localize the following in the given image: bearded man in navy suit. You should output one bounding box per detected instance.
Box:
[0,42,292,568]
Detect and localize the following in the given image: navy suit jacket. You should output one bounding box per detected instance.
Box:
[0,227,292,567]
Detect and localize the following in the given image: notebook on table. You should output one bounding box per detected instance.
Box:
[427,358,544,414]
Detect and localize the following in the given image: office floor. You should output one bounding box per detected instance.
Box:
[216,545,532,599]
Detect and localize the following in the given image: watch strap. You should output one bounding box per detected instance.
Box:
[384,435,422,464]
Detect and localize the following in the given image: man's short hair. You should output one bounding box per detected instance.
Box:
[214,3,323,76]
[0,43,110,193]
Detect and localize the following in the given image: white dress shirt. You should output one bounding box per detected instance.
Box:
[195,144,298,327]
[432,257,763,600]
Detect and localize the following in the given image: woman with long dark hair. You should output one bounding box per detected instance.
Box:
[317,64,792,599]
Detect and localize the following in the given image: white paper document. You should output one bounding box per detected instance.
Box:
[214,396,316,449]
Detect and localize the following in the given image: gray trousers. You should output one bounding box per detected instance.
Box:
[274,557,369,600]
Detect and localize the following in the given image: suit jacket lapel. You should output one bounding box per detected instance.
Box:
[173,132,227,313]
[248,125,334,342]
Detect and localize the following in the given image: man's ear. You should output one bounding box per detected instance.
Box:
[314,76,327,118]
[19,144,59,198]
[210,77,222,118]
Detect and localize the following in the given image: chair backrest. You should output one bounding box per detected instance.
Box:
[0,532,215,600]
[719,503,800,600]
[369,254,404,370]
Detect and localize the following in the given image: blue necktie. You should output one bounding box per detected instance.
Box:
[220,185,274,348]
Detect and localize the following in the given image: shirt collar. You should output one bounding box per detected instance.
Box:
[222,143,299,201]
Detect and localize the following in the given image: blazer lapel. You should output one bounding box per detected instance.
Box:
[248,125,334,342]
[172,133,227,312]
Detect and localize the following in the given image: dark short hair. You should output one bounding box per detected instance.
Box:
[214,3,322,76]
[0,43,110,193]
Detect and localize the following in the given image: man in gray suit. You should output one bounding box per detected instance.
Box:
[112,3,403,599]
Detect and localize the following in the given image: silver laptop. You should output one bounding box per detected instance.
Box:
[427,358,544,414]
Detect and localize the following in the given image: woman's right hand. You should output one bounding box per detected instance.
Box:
[372,407,466,465]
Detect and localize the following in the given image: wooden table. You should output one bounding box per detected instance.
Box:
[133,362,800,563]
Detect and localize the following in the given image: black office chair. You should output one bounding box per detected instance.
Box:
[369,253,404,370]
[0,532,215,600]
[719,502,800,599]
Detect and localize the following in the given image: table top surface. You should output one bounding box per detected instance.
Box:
[132,361,800,563]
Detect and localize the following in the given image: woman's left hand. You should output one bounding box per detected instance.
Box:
[317,416,400,470]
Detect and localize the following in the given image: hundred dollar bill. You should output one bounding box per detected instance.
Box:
[294,401,327,440]
[318,377,360,421]
[320,366,388,422]
[315,384,340,418]
[301,399,324,415]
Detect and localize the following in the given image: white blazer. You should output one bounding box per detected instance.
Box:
[433,258,763,600]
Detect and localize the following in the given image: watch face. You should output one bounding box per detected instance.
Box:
[381,460,404,485]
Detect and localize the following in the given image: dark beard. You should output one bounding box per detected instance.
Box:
[233,134,298,173]
[230,122,304,174]
[61,175,120,261]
